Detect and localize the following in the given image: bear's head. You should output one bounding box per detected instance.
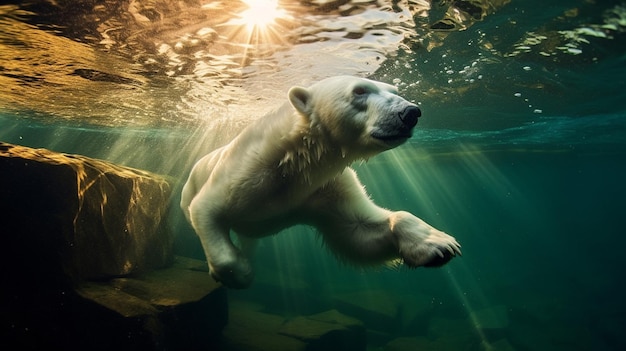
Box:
[288,76,421,157]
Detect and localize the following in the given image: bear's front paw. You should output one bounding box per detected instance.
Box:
[209,256,254,289]
[400,229,461,268]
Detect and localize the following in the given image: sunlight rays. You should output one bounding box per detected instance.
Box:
[446,267,492,348]
[354,142,523,346]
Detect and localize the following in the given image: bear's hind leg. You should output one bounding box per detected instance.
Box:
[189,204,254,289]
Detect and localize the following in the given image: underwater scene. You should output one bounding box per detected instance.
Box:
[2,0,626,350]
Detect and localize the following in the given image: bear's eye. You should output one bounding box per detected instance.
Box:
[353,86,368,96]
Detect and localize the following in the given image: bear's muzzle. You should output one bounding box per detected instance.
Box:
[399,105,421,128]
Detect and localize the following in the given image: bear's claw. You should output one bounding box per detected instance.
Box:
[401,236,461,269]
[423,244,459,267]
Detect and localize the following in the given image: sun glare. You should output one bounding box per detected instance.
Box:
[238,0,286,32]
[221,0,293,63]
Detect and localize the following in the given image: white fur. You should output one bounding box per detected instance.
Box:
[181,76,460,288]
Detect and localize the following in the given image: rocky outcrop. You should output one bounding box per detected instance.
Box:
[0,141,173,281]
[0,142,228,350]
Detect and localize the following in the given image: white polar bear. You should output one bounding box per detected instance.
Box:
[181,76,461,289]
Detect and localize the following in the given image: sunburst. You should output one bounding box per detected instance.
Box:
[238,0,287,33]
[225,0,292,47]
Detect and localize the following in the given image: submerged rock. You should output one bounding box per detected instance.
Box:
[6,256,226,350]
[1,142,218,350]
[75,256,227,350]
[223,303,366,351]
[330,290,401,332]
[279,309,366,351]
[224,306,307,351]
[0,141,173,281]
[427,316,484,349]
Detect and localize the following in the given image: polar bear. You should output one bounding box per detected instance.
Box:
[181,76,461,289]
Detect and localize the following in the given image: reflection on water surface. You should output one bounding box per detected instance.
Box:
[0,0,624,146]
[1,0,512,126]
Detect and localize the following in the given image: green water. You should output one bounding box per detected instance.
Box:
[225,147,626,350]
[2,0,626,350]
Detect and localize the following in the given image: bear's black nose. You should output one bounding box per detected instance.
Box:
[399,106,421,128]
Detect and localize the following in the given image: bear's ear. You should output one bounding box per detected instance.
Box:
[288,86,312,117]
